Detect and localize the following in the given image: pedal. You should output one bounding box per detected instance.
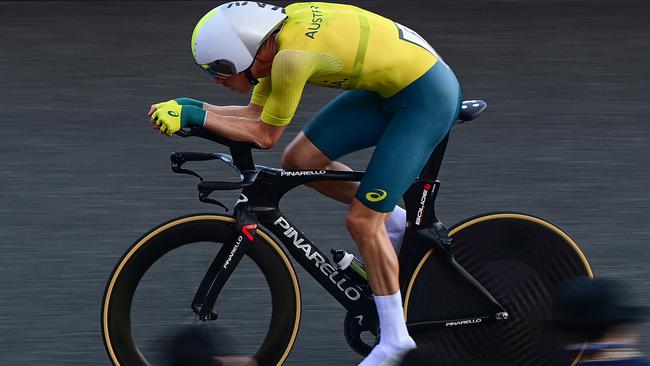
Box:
[344,312,376,356]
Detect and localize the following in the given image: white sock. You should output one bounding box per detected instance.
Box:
[385,206,406,253]
[358,291,416,366]
[374,291,414,348]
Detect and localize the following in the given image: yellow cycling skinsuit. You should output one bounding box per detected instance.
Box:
[252,2,462,212]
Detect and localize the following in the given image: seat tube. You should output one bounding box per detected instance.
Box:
[419,133,449,181]
[404,179,441,230]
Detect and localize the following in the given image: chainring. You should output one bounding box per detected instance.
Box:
[343,312,378,356]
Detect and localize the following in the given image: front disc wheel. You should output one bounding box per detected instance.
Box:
[101,214,302,366]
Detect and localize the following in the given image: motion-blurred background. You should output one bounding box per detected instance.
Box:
[0,0,648,365]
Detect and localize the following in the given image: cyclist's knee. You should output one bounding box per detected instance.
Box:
[281,133,331,170]
[281,147,305,170]
[345,205,385,242]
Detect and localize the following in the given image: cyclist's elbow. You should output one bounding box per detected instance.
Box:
[257,136,275,149]
[256,122,285,149]
[247,103,263,119]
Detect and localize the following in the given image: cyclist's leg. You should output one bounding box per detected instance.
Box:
[352,104,458,290]
[354,61,461,291]
[283,90,410,252]
[356,62,461,214]
[350,62,462,365]
[281,89,389,203]
[284,132,407,251]
[348,104,457,293]
[347,203,413,366]
[282,134,361,203]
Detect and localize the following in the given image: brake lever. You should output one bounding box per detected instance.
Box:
[199,192,229,211]
[171,155,204,181]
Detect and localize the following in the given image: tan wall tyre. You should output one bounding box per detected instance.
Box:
[403,213,593,366]
[101,214,301,366]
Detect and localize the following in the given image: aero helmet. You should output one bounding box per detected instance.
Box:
[191,2,287,78]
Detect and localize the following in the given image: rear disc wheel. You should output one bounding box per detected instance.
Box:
[404,213,593,366]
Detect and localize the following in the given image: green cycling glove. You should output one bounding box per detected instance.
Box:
[151,100,207,136]
[174,97,205,109]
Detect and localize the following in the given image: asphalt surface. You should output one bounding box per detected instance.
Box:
[0,1,648,365]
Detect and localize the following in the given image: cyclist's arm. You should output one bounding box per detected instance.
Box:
[203,103,262,120]
[202,51,307,148]
[258,50,339,127]
[200,72,282,147]
[203,77,269,119]
[203,113,285,149]
[203,51,338,148]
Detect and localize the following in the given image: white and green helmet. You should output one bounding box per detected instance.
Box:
[191,2,287,78]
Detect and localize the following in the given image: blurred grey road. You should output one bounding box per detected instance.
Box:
[0,0,648,365]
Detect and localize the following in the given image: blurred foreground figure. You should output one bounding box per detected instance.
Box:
[167,326,257,366]
[552,277,649,365]
[395,277,650,366]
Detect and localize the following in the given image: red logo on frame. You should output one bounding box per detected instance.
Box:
[242,224,257,241]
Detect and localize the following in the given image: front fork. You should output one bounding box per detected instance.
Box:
[191,203,258,321]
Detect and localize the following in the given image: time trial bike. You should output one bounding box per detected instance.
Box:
[102,100,593,366]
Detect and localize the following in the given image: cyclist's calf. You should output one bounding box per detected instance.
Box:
[346,200,400,296]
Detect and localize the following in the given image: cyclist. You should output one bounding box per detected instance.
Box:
[149,2,462,364]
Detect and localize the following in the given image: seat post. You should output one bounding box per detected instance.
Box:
[418,133,449,181]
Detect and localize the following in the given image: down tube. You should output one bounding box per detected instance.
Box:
[260,211,375,313]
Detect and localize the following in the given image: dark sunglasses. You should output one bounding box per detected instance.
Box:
[197,60,236,79]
